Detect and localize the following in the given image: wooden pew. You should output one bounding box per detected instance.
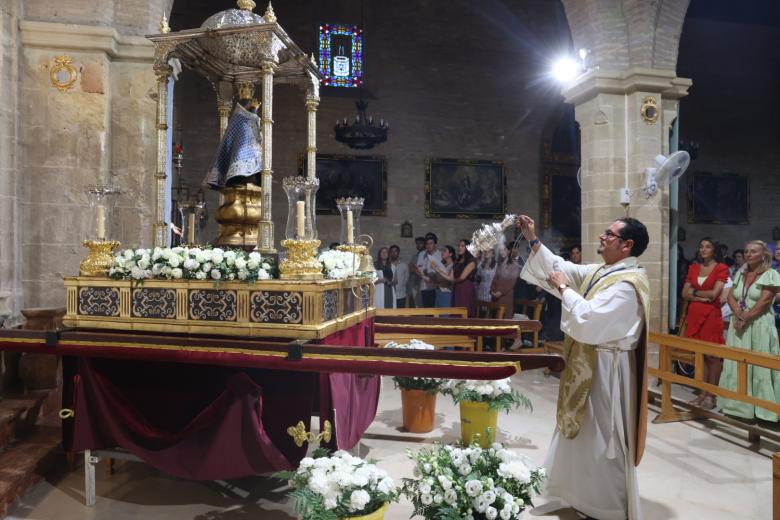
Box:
[375,307,473,349]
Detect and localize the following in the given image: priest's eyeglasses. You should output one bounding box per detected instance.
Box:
[601,229,624,241]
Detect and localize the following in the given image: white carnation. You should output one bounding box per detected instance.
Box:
[349,489,370,512]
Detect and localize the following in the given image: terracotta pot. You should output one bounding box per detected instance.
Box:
[459,400,498,448]
[400,388,437,433]
[339,502,389,520]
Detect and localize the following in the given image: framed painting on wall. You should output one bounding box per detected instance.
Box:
[687,172,749,224]
[299,153,387,215]
[425,158,506,218]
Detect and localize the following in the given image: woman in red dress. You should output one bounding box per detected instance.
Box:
[682,237,729,409]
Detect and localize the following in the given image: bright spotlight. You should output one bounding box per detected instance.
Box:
[551,57,580,83]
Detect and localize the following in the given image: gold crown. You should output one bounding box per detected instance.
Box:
[237,82,255,100]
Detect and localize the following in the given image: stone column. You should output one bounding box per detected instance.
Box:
[216,79,234,139]
[563,69,690,331]
[258,61,276,253]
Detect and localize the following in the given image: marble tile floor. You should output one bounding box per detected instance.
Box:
[5,370,774,520]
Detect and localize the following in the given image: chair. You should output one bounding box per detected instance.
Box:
[475,300,506,352]
[516,298,545,351]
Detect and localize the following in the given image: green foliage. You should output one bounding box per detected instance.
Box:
[393,377,443,392]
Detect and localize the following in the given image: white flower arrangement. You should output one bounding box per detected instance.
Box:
[403,443,544,520]
[383,339,445,392]
[317,249,363,280]
[109,246,274,283]
[276,449,398,520]
[441,378,532,413]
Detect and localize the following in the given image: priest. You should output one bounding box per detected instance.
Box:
[518,215,650,520]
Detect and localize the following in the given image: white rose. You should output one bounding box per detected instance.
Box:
[195,271,207,280]
[152,247,163,261]
[433,494,444,504]
[183,258,199,271]
[444,489,458,505]
[485,506,498,520]
[261,262,271,270]
[210,269,221,280]
[123,249,134,259]
[248,251,261,261]
[257,269,271,280]
[234,258,247,270]
[420,493,433,505]
[162,266,172,276]
[227,273,235,280]
[202,262,212,273]
[211,252,224,265]
[465,480,482,497]
[171,268,183,279]
[168,255,181,268]
[299,457,315,468]
[238,270,248,280]
[161,249,172,260]
[247,259,259,270]
[137,258,150,270]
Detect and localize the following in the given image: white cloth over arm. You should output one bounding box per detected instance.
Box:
[520,243,591,298]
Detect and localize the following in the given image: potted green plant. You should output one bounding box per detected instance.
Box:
[403,442,545,519]
[384,339,444,433]
[441,379,531,447]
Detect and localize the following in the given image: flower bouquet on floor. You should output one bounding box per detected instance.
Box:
[441,379,532,447]
[383,339,445,433]
[402,442,545,520]
[275,448,399,520]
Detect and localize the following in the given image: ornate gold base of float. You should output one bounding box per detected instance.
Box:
[279,239,324,280]
[79,240,120,277]
[63,277,374,339]
[215,184,262,250]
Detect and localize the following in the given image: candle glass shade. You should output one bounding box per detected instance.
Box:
[178,201,205,246]
[336,197,364,246]
[282,176,319,240]
[85,185,121,241]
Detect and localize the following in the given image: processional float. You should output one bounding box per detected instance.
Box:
[0,0,562,486]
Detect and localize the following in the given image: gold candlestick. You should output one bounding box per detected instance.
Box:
[279,239,323,280]
[79,240,120,277]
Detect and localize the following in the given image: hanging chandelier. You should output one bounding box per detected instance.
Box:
[334,99,389,150]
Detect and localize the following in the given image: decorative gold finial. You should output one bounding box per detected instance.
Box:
[263,2,277,23]
[237,0,257,11]
[159,13,171,34]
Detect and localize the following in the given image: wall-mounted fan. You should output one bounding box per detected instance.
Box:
[642,151,690,198]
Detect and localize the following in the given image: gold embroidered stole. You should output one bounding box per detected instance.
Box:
[556,265,650,445]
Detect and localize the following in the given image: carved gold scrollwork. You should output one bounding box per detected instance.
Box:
[286,420,333,447]
[153,41,179,76]
[50,55,78,93]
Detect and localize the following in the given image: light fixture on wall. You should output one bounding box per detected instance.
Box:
[335,99,389,149]
[551,48,591,83]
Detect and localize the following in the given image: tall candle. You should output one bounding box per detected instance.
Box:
[96,204,106,240]
[296,200,306,238]
[346,210,354,244]
[187,212,196,245]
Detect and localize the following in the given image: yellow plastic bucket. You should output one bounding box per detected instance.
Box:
[339,502,389,520]
[459,400,498,448]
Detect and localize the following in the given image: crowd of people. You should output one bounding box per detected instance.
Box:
[676,238,780,420]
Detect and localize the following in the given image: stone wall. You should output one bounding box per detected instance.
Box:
[677,18,780,259]
[0,0,22,319]
[172,0,570,260]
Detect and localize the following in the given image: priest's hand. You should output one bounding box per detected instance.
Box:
[548,271,569,289]
[517,215,537,242]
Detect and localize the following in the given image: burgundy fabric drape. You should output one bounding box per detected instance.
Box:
[71,358,298,480]
[316,318,381,451]
[66,319,379,480]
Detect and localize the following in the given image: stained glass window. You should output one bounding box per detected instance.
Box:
[318,24,363,88]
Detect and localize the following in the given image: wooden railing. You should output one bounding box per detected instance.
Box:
[649,332,780,519]
[649,331,780,424]
[375,307,468,318]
